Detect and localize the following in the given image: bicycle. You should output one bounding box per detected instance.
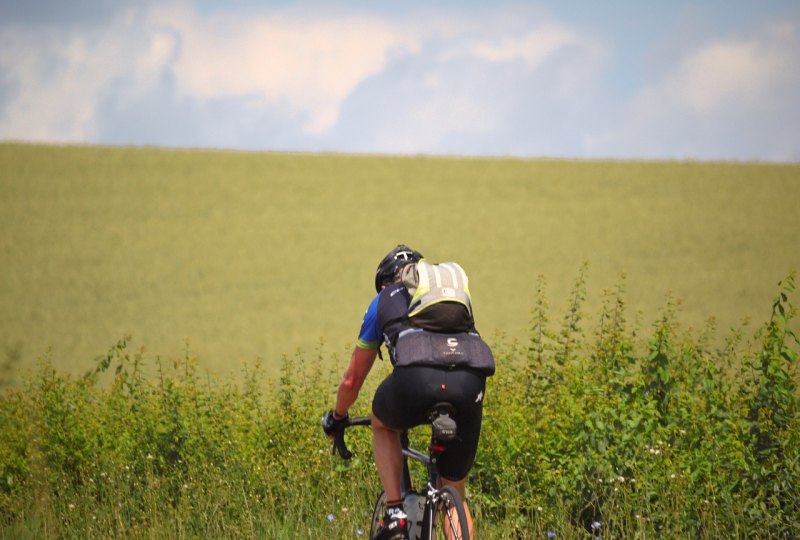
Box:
[331,402,471,540]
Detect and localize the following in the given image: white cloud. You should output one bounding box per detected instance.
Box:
[0,25,129,141]
[145,5,420,134]
[587,22,800,160]
[669,24,795,115]
[470,23,578,66]
[2,4,592,145]
[680,42,769,113]
[0,3,423,140]
[1,2,796,160]
[134,29,178,89]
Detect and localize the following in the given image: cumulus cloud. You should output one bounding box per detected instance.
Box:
[1,2,599,151]
[0,2,798,160]
[588,22,800,160]
[0,9,163,141]
[470,23,579,66]
[145,5,420,134]
[660,23,797,115]
[0,4,422,140]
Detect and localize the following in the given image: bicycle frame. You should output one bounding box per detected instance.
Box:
[332,406,467,540]
[400,430,442,539]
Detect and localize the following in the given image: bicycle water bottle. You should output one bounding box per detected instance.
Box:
[403,492,425,540]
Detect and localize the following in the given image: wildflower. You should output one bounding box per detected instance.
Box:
[537,506,543,512]
[68,504,76,510]
[670,473,676,479]
[357,530,364,536]
[327,514,334,522]
[617,476,625,483]
[547,532,556,539]
[591,521,601,530]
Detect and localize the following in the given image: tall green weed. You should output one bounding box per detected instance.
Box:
[1,274,798,538]
[472,271,798,538]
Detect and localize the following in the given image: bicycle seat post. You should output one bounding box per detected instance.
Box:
[427,402,458,490]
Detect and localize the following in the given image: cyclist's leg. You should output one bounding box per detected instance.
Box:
[436,368,485,539]
[371,412,404,502]
[372,367,444,500]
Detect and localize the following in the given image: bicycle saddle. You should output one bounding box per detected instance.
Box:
[429,402,458,442]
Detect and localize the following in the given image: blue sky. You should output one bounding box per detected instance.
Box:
[1,1,798,161]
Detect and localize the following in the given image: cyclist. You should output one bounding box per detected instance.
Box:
[323,245,492,540]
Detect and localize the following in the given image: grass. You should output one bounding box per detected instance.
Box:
[0,272,797,538]
[1,143,799,381]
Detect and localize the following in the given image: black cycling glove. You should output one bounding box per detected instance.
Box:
[322,410,348,437]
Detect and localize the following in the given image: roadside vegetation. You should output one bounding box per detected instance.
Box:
[1,271,797,538]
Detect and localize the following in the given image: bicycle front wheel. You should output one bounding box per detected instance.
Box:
[431,485,470,540]
[369,491,387,539]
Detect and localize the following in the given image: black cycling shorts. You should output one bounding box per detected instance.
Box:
[372,365,486,481]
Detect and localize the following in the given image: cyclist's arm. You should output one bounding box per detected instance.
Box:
[334,345,378,418]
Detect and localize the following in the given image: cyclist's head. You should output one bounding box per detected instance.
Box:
[374,244,423,292]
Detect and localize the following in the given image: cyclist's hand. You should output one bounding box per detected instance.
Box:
[322,410,348,438]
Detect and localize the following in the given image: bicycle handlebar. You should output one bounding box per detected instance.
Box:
[332,416,371,459]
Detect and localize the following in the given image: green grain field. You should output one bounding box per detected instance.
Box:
[2,143,800,538]
[1,143,798,379]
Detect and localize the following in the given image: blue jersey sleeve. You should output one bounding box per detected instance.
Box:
[356,293,381,350]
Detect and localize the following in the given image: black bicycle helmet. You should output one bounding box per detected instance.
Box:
[374,244,423,292]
